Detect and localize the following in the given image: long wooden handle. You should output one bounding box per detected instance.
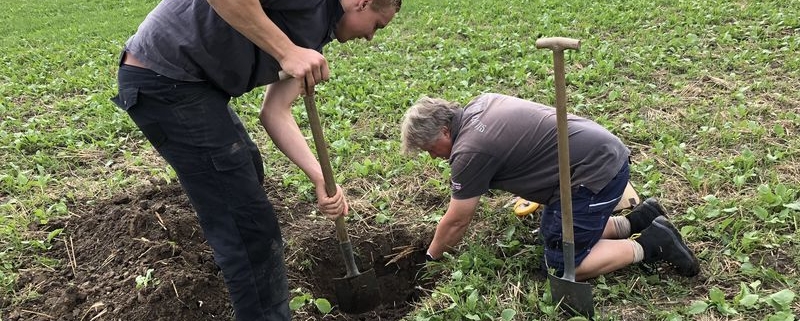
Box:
[552,50,573,246]
[303,94,337,196]
[538,37,581,281]
[303,89,361,277]
[302,93,346,237]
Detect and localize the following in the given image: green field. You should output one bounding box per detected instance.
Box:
[1,0,799,320]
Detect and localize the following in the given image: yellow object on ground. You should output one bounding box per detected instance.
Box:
[513,198,540,217]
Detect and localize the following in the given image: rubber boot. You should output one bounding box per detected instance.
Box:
[634,216,700,277]
[626,198,667,234]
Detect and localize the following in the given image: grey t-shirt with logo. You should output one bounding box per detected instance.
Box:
[449,94,630,204]
[124,0,343,97]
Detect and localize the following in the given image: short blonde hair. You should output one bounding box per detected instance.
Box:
[400,97,460,155]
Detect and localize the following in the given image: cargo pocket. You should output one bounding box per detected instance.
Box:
[110,87,139,111]
[210,141,249,172]
[209,141,261,210]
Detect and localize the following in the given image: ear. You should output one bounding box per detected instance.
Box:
[357,0,371,11]
[441,126,451,138]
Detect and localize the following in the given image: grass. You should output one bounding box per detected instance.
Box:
[1,0,799,319]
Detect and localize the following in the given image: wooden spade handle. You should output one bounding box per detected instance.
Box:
[302,87,361,277]
[537,37,581,281]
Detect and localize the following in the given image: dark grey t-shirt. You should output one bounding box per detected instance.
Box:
[124,0,343,97]
[449,94,630,204]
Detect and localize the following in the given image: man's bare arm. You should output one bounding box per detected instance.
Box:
[427,196,481,259]
[259,79,346,218]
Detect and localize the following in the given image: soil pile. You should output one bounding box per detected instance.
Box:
[7,180,433,321]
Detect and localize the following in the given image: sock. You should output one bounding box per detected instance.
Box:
[630,239,644,263]
[610,216,631,238]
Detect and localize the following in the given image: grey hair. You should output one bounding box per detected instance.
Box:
[400,96,460,155]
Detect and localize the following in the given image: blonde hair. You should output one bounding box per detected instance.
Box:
[400,97,460,155]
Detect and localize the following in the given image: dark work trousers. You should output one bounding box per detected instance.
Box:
[112,63,290,321]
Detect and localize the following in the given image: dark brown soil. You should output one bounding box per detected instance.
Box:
[6,179,434,321]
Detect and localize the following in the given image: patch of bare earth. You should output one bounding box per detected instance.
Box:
[5,179,433,321]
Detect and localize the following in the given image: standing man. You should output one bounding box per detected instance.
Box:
[400,94,700,280]
[111,0,401,319]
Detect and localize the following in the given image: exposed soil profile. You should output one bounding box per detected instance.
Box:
[7,180,434,321]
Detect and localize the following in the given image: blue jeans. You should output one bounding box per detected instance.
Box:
[541,161,630,275]
[112,62,290,321]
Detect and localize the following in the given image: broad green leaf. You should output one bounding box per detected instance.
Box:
[289,295,309,310]
[504,225,516,240]
[686,300,708,314]
[501,308,516,321]
[314,298,332,314]
[773,124,786,137]
[784,201,800,211]
[375,213,390,224]
[709,287,726,304]
[767,311,795,321]
[451,270,463,281]
[753,206,769,220]
[465,313,480,320]
[738,294,759,308]
[715,302,737,316]
[767,289,796,310]
[466,289,479,309]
